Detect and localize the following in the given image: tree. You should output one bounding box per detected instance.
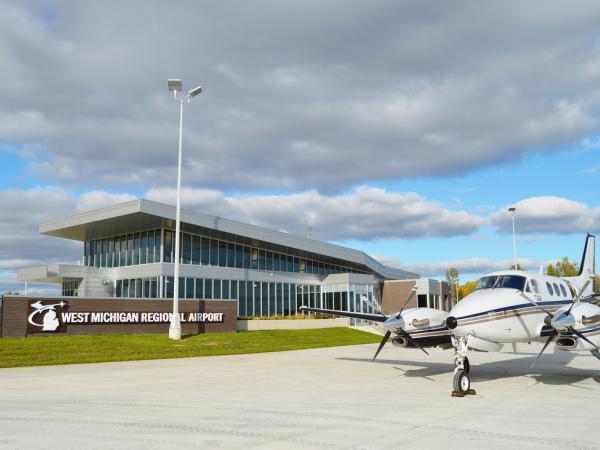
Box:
[546,257,579,277]
[445,267,460,303]
[510,264,523,270]
[458,280,478,300]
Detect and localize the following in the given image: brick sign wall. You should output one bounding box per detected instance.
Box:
[1,296,237,338]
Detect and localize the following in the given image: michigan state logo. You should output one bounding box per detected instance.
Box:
[27,300,67,333]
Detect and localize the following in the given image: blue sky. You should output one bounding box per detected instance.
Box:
[1,1,600,294]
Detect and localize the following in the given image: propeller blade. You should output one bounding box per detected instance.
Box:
[570,328,599,350]
[399,329,429,355]
[530,334,555,368]
[372,330,391,361]
[396,288,417,318]
[566,279,591,315]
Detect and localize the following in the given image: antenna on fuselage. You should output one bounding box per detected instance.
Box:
[508,207,517,269]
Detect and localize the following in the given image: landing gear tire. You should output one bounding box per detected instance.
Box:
[453,369,470,395]
[463,356,470,373]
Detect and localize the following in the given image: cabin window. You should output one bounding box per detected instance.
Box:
[559,284,567,297]
[553,283,560,297]
[495,275,526,291]
[475,276,498,290]
[530,279,540,294]
[546,282,554,296]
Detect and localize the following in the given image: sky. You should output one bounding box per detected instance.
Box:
[1,0,600,295]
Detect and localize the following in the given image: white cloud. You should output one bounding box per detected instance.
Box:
[1,2,600,191]
[145,186,485,240]
[490,196,600,234]
[375,256,545,278]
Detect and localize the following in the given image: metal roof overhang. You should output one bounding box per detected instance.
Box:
[39,199,419,280]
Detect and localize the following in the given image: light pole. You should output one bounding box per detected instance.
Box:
[508,207,517,270]
[167,79,202,340]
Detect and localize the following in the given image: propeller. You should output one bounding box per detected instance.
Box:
[529,279,596,367]
[372,288,428,360]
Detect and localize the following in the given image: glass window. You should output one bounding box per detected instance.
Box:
[246,282,254,316]
[143,278,150,298]
[226,243,235,268]
[88,240,94,267]
[475,276,498,290]
[495,276,526,291]
[274,253,281,272]
[530,279,540,294]
[560,284,567,297]
[132,233,140,265]
[318,262,325,275]
[300,259,306,273]
[287,256,294,272]
[546,281,554,296]
[117,236,124,267]
[122,279,129,297]
[276,283,283,316]
[205,279,213,299]
[135,278,142,298]
[107,238,114,268]
[290,283,297,313]
[163,230,172,263]
[182,233,191,264]
[210,239,219,266]
[239,281,247,317]
[186,278,194,299]
[165,276,174,298]
[283,283,290,315]
[191,235,201,264]
[261,282,269,316]
[553,283,560,297]
[101,239,108,268]
[201,237,209,265]
[243,246,251,269]
[147,230,155,264]
[151,277,158,298]
[258,250,266,270]
[266,251,273,271]
[214,279,221,299]
[139,232,147,264]
[195,278,204,299]
[251,249,259,270]
[281,255,287,272]
[268,283,275,316]
[178,277,185,299]
[254,282,260,316]
[231,280,237,301]
[84,241,90,266]
[222,280,230,299]
[218,241,227,267]
[234,245,243,268]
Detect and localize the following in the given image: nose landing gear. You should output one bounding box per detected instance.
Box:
[451,336,476,397]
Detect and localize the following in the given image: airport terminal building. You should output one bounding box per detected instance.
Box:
[15,200,450,326]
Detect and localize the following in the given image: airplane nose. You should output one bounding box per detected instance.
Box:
[446,316,457,330]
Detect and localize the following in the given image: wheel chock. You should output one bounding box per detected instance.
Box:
[451,390,465,397]
[467,389,477,395]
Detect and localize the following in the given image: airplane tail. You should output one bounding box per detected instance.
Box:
[567,234,595,298]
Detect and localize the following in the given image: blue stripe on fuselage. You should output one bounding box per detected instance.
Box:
[455,300,572,321]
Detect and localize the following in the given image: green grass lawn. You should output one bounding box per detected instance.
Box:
[0,327,380,368]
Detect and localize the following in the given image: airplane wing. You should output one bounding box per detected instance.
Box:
[299,306,387,323]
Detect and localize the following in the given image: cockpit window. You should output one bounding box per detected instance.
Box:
[546,282,554,296]
[475,276,498,290]
[495,275,526,291]
[530,279,540,294]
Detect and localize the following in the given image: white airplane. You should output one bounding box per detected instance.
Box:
[300,234,600,396]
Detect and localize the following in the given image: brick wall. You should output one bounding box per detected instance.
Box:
[381,281,417,314]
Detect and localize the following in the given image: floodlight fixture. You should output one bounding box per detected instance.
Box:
[188,86,203,98]
[508,207,516,212]
[168,79,182,91]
